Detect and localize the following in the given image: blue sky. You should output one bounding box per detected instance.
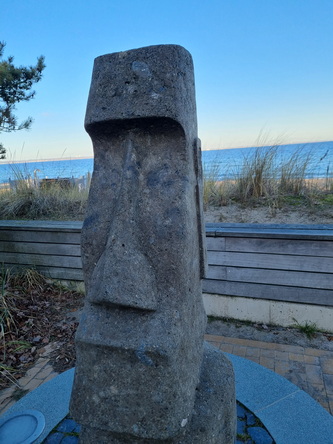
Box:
[1,0,332,160]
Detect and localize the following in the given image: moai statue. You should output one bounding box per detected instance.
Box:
[70,44,235,443]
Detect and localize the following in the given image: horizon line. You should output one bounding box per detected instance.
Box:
[202,139,333,151]
[1,139,332,162]
[0,155,94,165]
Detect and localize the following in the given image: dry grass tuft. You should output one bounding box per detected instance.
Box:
[203,144,333,211]
[0,178,89,220]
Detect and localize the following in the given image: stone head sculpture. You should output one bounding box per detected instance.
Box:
[70,44,210,441]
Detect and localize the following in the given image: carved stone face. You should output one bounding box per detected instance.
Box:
[71,45,207,440]
[83,120,193,311]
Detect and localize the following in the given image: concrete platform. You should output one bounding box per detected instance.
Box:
[1,348,333,443]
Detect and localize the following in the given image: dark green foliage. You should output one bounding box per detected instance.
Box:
[0,42,46,157]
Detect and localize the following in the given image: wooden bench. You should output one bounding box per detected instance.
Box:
[0,220,83,281]
[1,221,332,307]
[204,223,333,307]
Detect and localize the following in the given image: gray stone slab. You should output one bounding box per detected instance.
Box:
[227,353,333,444]
[227,354,299,410]
[259,390,333,444]
[0,369,74,444]
[2,354,333,443]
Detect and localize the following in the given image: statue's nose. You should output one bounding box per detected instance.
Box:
[87,139,157,311]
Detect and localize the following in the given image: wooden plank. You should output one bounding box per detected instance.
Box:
[5,264,84,281]
[35,266,84,281]
[0,220,83,231]
[213,229,333,240]
[0,230,81,244]
[1,252,82,268]
[0,241,81,256]
[205,222,333,231]
[206,265,333,290]
[202,280,333,306]
[207,251,333,273]
[206,266,227,280]
[205,223,333,240]
[225,237,333,257]
[205,237,226,251]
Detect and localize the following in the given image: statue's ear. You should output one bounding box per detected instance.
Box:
[193,137,207,279]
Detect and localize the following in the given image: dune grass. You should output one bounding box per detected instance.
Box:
[0,145,332,220]
[203,145,333,210]
[0,168,89,220]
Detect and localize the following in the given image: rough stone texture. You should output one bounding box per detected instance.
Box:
[78,342,236,444]
[180,342,236,444]
[70,44,235,442]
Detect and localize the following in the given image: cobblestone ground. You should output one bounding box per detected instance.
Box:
[43,401,275,444]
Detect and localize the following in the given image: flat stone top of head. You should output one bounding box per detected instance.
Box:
[85,44,197,133]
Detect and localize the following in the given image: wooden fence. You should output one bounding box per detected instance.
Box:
[204,223,333,307]
[0,220,83,281]
[0,221,332,307]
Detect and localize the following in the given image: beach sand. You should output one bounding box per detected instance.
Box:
[204,202,333,225]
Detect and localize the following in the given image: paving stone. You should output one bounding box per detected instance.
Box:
[248,426,273,444]
[43,372,59,384]
[283,345,304,354]
[218,336,243,345]
[304,348,327,357]
[267,342,288,351]
[238,338,268,349]
[35,365,54,381]
[287,372,308,391]
[56,418,78,433]
[17,365,47,386]
[22,364,44,380]
[323,373,333,394]
[304,354,320,365]
[246,356,260,364]
[62,436,79,443]
[320,357,333,375]
[288,352,304,362]
[329,400,333,415]
[0,386,15,404]
[236,403,246,418]
[43,432,64,443]
[245,347,260,358]
[289,360,306,375]
[237,419,246,435]
[219,343,233,353]
[259,356,275,370]
[260,349,275,358]
[246,412,256,426]
[232,345,247,357]
[0,399,15,415]
[205,334,223,343]
[307,382,329,400]
[23,376,44,392]
[39,343,59,357]
[274,361,290,377]
[257,341,279,350]
[305,364,324,385]
[274,350,289,361]
[35,357,50,368]
[74,423,81,433]
[16,375,35,387]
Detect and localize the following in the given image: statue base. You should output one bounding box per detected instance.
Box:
[78,342,236,443]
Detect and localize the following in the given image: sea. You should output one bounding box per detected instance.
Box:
[0,141,332,184]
